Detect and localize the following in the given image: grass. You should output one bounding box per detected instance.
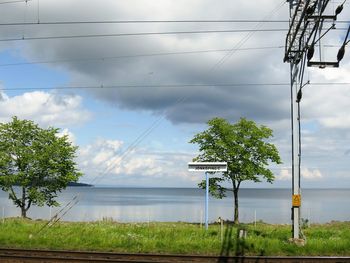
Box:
[0,218,350,256]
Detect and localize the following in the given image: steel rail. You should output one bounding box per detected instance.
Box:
[0,248,350,263]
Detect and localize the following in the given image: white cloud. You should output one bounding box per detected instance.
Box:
[277,168,323,181]
[303,65,350,129]
[123,157,163,176]
[77,137,198,186]
[301,168,323,180]
[0,90,91,127]
[57,128,76,145]
[278,168,291,181]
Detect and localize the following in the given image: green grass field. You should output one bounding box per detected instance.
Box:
[1,218,350,256]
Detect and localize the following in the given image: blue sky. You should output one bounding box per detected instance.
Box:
[0,0,350,188]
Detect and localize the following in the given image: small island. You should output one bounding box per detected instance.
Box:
[67,182,93,187]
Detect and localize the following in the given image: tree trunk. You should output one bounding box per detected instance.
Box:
[20,206,27,218]
[21,187,27,218]
[233,188,239,224]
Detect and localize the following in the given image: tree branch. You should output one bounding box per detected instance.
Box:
[232,178,237,191]
[237,180,242,190]
[25,199,32,211]
[9,186,21,207]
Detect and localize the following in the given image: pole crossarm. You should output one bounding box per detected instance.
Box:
[284,0,344,67]
[307,61,339,67]
[284,0,312,63]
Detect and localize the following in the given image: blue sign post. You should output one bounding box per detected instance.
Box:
[205,171,209,230]
[188,162,227,230]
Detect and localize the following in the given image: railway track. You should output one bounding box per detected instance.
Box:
[0,248,350,263]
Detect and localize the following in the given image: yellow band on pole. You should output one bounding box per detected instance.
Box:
[292,194,301,207]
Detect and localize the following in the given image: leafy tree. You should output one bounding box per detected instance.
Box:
[190,117,281,224]
[0,117,82,218]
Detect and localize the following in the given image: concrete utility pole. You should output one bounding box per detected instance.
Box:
[205,172,209,230]
[284,0,347,240]
[290,61,301,240]
[285,0,311,240]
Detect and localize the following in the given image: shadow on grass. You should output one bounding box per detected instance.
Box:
[217,223,265,263]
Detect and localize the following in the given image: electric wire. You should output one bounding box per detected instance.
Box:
[342,24,350,46]
[0,19,348,26]
[37,0,39,23]
[88,96,187,187]
[0,28,291,42]
[87,114,165,186]
[34,195,79,236]
[0,0,31,4]
[314,23,336,45]
[2,82,349,92]
[0,46,284,67]
[296,52,310,198]
[212,0,287,70]
[0,20,293,26]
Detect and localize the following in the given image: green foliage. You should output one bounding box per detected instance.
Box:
[301,218,309,229]
[197,177,227,199]
[0,117,82,217]
[190,117,282,186]
[190,117,282,222]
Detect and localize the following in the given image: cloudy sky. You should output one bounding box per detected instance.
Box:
[0,0,349,188]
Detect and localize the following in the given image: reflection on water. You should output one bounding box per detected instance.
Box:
[0,187,349,223]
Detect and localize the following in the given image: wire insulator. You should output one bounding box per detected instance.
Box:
[335,4,344,16]
[307,45,315,61]
[296,89,302,103]
[337,45,345,61]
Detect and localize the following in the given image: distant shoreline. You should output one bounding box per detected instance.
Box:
[70,186,350,190]
[13,182,93,187]
[67,182,93,187]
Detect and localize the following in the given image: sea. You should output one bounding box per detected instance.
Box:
[0,187,349,224]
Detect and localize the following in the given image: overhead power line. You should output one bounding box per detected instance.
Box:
[2,82,349,92]
[0,28,291,42]
[0,0,31,4]
[0,46,284,67]
[0,20,290,26]
[212,1,286,70]
[0,19,348,26]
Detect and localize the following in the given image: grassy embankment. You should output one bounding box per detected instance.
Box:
[0,218,350,256]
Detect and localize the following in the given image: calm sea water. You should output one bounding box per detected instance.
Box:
[0,187,349,223]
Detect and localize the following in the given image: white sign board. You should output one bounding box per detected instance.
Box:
[188,162,227,172]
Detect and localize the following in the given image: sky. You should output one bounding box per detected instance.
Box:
[0,0,349,188]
